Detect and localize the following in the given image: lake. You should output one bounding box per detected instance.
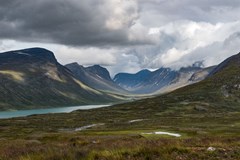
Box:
[0,105,109,119]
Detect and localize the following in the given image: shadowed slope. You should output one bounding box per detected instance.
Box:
[0,48,122,110]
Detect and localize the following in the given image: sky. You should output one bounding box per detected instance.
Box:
[0,0,240,76]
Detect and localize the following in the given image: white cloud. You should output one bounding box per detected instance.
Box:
[125,20,240,69]
[54,46,117,66]
[105,0,138,30]
[107,52,142,76]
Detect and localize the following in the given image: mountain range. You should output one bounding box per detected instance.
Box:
[1,47,237,111]
[114,64,215,94]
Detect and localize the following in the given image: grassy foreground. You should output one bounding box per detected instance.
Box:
[0,100,239,160]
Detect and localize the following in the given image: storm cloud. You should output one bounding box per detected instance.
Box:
[0,0,149,46]
[0,0,240,74]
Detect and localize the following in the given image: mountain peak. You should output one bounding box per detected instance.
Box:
[91,64,105,69]
[137,69,151,74]
[65,63,129,93]
[86,65,112,81]
[18,48,56,60]
[66,62,79,65]
[1,47,57,64]
[65,62,83,68]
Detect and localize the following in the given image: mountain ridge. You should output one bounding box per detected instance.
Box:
[65,62,129,94]
[0,48,122,111]
[113,65,213,94]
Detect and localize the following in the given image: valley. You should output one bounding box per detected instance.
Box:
[0,48,217,111]
[0,49,239,159]
[1,1,240,159]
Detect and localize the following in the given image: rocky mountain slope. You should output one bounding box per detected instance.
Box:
[65,63,129,94]
[0,48,122,111]
[152,51,240,110]
[189,66,216,81]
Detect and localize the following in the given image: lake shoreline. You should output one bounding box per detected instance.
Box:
[0,104,110,119]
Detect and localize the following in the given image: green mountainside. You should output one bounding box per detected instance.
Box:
[166,52,240,110]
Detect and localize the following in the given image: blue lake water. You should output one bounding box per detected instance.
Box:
[0,105,109,119]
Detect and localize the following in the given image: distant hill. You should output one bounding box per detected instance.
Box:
[65,63,129,94]
[0,48,122,111]
[114,65,214,94]
[113,69,152,92]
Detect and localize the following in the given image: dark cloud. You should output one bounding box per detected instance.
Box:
[0,0,145,46]
[1,0,240,74]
